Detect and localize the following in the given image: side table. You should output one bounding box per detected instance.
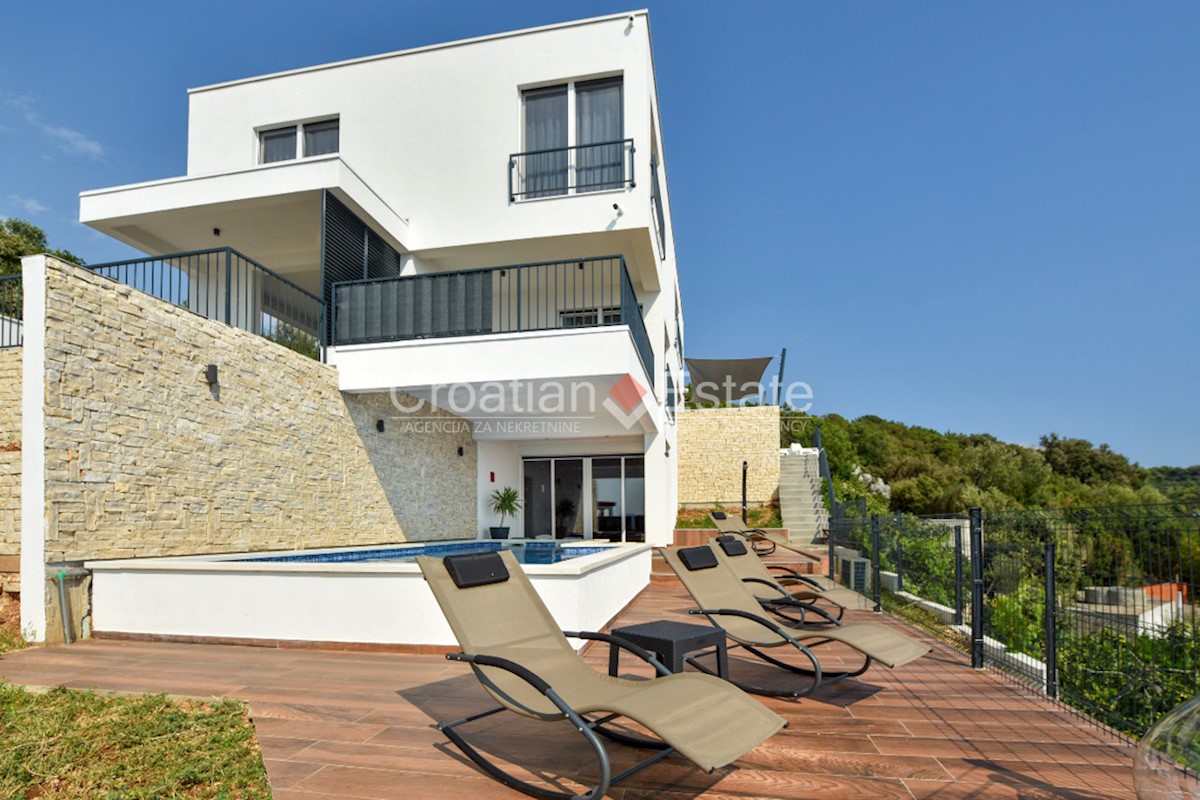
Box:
[608,620,728,678]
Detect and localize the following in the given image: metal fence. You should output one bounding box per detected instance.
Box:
[332,255,655,381]
[828,502,1200,739]
[829,507,971,633]
[87,248,322,359]
[650,159,667,253]
[0,274,21,348]
[509,139,635,201]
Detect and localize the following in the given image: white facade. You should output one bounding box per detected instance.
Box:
[80,11,684,546]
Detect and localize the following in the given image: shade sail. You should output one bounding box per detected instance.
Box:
[685,357,773,402]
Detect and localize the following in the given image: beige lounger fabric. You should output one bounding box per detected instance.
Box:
[712,541,872,611]
[658,547,930,670]
[418,551,785,771]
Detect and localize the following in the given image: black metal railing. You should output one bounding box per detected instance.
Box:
[0,274,22,348]
[829,501,1200,742]
[87,248,322,359]
[332,255,655,381]
[509,139,635,201]
[650,159,667,252]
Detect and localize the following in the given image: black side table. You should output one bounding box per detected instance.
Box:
[608,620,728,678]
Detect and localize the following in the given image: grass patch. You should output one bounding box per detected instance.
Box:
[0,591,26,655]
[676,504,783,529]
[0,682,271,799]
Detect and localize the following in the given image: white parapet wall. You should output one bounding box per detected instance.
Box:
[86,542,650,648]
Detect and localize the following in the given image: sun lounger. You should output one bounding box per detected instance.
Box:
[659,545,931,698]
[417,550,786,798]
[708,510,778,555]
[713,535,871,624]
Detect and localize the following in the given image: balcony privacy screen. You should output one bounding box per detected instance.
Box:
[335,270,493,343]
[321,190,401,343]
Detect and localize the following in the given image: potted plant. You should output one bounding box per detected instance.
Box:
[488,487,522,539]
[555,497,577,538]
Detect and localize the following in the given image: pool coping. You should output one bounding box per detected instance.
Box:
[85,540,650,577]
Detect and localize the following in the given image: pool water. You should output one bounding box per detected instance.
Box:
[234,540,611,566]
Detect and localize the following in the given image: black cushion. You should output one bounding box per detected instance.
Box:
[718,538,749,557]
[711,511,727,520]
[678,546,719,571]
[445,552,509,588]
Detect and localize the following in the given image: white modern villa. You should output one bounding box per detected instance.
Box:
[78,11,683,547]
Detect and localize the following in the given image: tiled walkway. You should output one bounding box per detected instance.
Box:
[0,579,1136,799]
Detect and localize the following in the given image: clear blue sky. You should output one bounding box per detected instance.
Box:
[3,2,1197,467]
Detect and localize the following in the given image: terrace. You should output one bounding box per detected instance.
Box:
[0,571,1136,799]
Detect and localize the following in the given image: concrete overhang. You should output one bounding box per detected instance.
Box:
[413,225,660,294]
[79,156,410,280]
[328,326,660,439]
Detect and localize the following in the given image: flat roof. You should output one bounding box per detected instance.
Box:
[189,10,649,95]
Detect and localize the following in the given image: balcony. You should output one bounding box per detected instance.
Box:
[0,274,22,348]
[86,247,323,359]
[332,255,653,381]
[508,140,635,201]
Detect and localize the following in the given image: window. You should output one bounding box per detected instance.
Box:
[517,77,624,199]
[304,119,339,156]
[260,127,297,164]
[259,118,339,163]
[560,307,621,328]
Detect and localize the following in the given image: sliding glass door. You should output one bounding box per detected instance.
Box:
[523,455,645,542]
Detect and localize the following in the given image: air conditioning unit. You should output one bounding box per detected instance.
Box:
[839,556,871,593]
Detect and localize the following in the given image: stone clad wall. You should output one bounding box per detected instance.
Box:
[0,348,20,555]
[40,258,475,562]
[676,406,780,506]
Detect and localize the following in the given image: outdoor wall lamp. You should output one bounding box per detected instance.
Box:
[212,227,221,237]
[205,364,219,387]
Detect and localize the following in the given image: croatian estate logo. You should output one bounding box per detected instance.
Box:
[603,374,649,429]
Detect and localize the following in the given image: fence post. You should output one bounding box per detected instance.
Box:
[223,247,232,326]
[741,461,748,525]
[895,512,904,593]
[871,514,882,613]
[970,507,984,669]
[827,516,836,582]
[1044,542,1058,698]
[953,524,964,626]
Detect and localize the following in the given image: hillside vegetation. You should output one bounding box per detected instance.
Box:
[779,410,1198,514]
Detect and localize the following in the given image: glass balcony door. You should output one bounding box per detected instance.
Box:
[523,455,645,542]
[523,457,584,539]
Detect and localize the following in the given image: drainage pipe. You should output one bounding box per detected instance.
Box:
[49,568,88,645]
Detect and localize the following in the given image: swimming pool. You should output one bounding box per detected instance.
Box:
[85,540,650,649]
[234,540,610,565]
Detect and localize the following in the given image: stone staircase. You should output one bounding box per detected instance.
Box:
[778,446,829,544]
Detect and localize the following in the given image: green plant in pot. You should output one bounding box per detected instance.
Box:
[488,487,522,539]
